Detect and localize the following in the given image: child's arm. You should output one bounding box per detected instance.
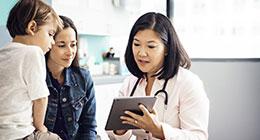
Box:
[33,97,48,132]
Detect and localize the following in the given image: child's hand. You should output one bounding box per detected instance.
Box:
[37,125,48,133]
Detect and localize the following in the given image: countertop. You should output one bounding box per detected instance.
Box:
[92,74,128,85]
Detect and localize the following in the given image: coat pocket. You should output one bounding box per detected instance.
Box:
[72,95,85,110]
[71,95,88,122]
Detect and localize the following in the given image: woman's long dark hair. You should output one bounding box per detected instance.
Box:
[125,12,191,80]
[45,15,79,68]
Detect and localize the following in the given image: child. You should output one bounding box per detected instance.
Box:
[0,0,63,139]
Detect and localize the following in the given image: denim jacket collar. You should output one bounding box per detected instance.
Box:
[46,67,78,88]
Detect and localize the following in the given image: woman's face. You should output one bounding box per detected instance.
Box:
[48,27,77,68]
[132,29,167,76]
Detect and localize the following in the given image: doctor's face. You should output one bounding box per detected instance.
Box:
[132,29,166,76]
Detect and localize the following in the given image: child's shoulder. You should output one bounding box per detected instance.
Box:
[22,44,43,54]
[3,42,42,54]
[0,42,43,59]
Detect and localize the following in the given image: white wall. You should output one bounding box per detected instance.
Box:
[174,0,260,58]
[191,59,260,140]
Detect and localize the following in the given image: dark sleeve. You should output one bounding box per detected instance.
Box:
[75,70,97,140]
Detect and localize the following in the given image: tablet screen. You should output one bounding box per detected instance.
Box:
[105,96,157,130]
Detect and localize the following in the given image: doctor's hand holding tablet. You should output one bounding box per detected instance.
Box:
[105,96,164,138]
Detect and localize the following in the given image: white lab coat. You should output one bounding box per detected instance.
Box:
[107,67,209,140]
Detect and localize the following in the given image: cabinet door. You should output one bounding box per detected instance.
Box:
[95,83,122,139]
[51,0,111,35]
[51,0,167,36]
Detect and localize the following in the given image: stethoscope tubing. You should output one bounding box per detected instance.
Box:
[130,77,169,108]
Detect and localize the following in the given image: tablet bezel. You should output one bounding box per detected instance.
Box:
[105,96,157,130]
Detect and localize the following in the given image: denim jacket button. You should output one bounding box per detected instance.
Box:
[67,117,72,122]
[62,98,67,102]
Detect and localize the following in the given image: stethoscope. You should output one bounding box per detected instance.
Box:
[130,78,169,138]
[130,78,169,110]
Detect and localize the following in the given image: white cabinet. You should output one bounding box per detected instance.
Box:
[51,0,111,35]
[94,83,122,139]
[51,0,166,36]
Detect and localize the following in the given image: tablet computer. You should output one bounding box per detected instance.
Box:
[105,96,157,130]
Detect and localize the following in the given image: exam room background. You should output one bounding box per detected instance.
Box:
[0,0,260,140]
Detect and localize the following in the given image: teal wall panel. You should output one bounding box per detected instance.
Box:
[0,0,17,26]
[79,35,110,64]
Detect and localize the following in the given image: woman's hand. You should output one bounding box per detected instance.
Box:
[120,104,165,139]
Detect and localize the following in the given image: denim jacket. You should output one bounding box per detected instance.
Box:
[45,67,97,140]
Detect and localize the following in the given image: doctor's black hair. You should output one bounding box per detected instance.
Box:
[124,12,191,80]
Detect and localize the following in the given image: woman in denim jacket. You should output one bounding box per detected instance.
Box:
[44,15,97,140]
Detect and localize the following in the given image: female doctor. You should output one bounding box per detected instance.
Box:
[107,12,209,140]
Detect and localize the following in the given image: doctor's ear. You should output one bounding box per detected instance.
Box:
[26,20,38,35]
